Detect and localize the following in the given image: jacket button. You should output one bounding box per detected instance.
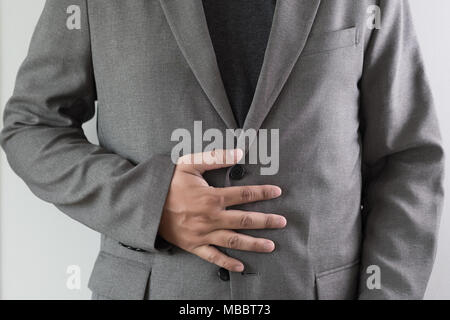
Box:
[218,268,230,281]
[229,164,245,180]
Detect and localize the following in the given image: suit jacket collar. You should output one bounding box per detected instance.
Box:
[159,0,238,129]
[160,0,321,145]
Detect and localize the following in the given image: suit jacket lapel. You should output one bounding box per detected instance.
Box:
[159,0,238,129]
[240,0,321,150]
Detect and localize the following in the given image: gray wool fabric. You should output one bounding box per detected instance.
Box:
[0,0,445,300]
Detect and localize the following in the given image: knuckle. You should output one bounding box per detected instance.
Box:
[189,218,208,239]
[227,235,241,249]
[206,253,218,264]
[184,238,200,251]
[194,219,211,234]
[216,195,225,208]
[200,193,221,208]
[262,188,272,199]
[264,215,273,228]
[240,188,254,201]
[240,214,253,228]
[221,260,233,270]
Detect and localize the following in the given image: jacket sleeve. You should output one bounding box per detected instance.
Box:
[358,0,444,299]
[0,0,175,252]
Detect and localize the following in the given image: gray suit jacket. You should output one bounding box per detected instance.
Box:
[1,0,444,300]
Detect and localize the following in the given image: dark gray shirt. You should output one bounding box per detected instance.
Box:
[202,0,276,127]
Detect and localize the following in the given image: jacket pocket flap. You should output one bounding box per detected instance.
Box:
[315,260,360,300]
[88,252,151,300]
[303,27,358,56]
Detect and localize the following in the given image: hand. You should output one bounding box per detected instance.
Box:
[158,149,286,272]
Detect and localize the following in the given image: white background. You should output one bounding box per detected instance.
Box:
[0,0,449,299]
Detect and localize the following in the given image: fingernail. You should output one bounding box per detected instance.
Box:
[278,216,287,227]
[234,264,245,272]
[272,187,282,198]
[264,241,275,251]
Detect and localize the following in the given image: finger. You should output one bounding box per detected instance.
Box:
[192,245,244,272]
[215,185,282,207]
[207,230,276,253]
[178,149,244,174]
[216,210,287,230]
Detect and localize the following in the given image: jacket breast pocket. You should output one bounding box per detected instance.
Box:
[302,27,358,57]
[88,251,152,300]
[315,260,360,300]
